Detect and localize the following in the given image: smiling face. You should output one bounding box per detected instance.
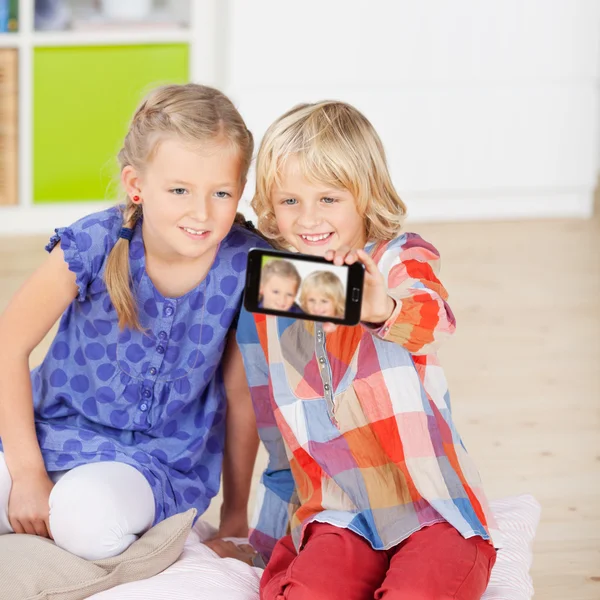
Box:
[259,274,299,311]
[270,155,366,256]
[303,290,337,317]
[299,270,346,319]
[123,136,244,262]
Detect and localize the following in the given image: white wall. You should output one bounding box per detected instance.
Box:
[222,0,600,222]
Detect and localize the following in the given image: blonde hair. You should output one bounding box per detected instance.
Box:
[299,271,345,318]
[253,101,407,248]
[259,259,301,297]
[105,83,254,330]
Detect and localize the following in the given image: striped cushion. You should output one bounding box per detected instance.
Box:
[90,495,540,600]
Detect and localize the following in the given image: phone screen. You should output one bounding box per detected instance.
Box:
[258,255,350,320]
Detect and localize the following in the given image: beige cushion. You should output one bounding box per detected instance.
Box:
[0,508,196,600]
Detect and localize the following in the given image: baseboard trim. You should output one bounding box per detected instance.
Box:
[402,188,594,223]
[0,201,115,236]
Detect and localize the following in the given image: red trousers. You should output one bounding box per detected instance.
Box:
[261,522,496,600]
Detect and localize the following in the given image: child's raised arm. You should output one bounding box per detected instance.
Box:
[0,244,78,537]
[325,234,456,354]
[363,233,456,354]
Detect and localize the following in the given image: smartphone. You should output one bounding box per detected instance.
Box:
[244,248,365,325]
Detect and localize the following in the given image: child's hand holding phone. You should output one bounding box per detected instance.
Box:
[322,246,396,333]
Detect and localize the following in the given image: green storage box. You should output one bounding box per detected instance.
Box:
[33,44,189,204]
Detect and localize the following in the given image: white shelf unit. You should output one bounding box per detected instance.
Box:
[1,29,193,47]
[0,0,224,235]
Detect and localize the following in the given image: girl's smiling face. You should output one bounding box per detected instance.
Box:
[303,290,337,317]
[123,137,244,263]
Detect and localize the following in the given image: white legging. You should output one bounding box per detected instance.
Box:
[0,452,155,560]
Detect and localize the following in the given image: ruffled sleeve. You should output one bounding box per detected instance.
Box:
[45,208,122,302]
[46,227,91,301]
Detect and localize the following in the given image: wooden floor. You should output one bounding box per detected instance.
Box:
[0,216,598,599]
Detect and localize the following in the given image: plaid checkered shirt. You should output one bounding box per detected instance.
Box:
[237,233,499,563]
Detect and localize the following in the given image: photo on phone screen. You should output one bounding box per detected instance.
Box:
[243,249,364,325]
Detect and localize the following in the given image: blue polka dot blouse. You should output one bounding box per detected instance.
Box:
[4,206,269,524]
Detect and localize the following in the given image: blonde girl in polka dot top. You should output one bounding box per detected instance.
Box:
[0,83,270,561]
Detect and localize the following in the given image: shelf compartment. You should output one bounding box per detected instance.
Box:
[33,43,189,204]
[0,47,18,206]
[32,29,191,47]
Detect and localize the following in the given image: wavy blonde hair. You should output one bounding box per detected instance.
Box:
[299,270,345,319]
[105,83,254,330]
[252,101,406,249]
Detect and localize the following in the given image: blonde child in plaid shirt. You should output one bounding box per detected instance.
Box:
[236,101,499,600]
